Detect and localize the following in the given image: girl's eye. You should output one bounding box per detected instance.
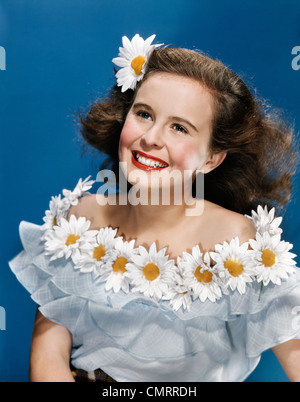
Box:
[137,110,152,120]
[173,124,188,134]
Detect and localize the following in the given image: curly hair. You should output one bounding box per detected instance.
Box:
[79,47,298,215]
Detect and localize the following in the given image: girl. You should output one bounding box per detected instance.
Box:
[9,34,300,382]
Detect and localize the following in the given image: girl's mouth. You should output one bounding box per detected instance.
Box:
[131,150,169,171]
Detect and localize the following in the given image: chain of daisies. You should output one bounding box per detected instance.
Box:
[41,177,297,312]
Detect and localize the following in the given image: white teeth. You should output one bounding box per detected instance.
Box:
[134,152,167,168]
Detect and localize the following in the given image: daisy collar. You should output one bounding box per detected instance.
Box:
[42,177,297,312]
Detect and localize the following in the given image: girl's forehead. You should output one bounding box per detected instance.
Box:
[134,72,214,124]
[139,71,201,89]
[137,72,213,102]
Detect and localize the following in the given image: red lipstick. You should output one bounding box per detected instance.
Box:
[131,150,169,171]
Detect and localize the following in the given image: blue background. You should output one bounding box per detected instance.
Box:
[1,0,300,382]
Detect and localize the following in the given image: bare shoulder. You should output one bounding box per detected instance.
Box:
[68,194,98,219]
[67,194,107,228]
[67,193,124,230]
[203,201,256,245]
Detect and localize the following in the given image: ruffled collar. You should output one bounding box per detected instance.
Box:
[41,177,297,311]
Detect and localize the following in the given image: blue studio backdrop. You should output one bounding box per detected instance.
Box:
[1,0,300,382]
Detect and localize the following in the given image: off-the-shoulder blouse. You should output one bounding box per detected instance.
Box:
[9,177,300,382]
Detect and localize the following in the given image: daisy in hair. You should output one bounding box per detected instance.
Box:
[112,34,162,92]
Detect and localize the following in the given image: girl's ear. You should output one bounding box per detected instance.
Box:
[202,152,227,174]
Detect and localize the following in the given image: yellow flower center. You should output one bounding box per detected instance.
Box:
[93,244,106,261]
[53,215,57,227]
[224,259,244,277]
[113,256,128,274]
[143,262,160,281]
[194,266,213,283]
[65,234,80,247]
[131,55,145,76]
[261,248,276,267]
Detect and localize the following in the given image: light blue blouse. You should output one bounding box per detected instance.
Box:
[9,177,300,382]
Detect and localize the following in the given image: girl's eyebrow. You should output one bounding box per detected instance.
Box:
[132,102,153,112]
[132,102,198,132]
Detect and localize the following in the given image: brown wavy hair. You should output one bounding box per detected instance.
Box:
[79,47,298,214]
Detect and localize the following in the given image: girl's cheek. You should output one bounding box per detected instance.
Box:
[118,119,137,160]
[171,144,207,171]
[120,118,140,146]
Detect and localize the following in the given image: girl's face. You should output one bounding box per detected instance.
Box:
[119,72,224,189]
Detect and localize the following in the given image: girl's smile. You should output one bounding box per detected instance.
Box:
[131,150,169,171]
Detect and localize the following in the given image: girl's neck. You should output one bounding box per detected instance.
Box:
[123,193,204,235]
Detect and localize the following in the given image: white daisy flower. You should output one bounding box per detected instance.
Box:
[102,238,137,294]
[74,227,118,278]
[178,246,222,303]
[44,215,97,263]
[124,242,175,301]
[246,205,283,236]
[210,237,255,295]
[62,176,95,209]
[112,34,162,92]
[248,231,296,286]
[42,194,68,232]
[163,265,192,311]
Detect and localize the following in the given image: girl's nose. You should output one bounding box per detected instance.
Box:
[141,123,165,148]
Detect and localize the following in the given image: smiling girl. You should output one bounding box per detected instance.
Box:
[9,34,300,382]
